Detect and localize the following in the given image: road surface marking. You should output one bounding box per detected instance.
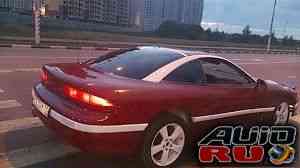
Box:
[230,59,241,61]
[0,114,297,168]
[0,68,41,73]
[240,61,300,65]
[11,44,31,48]
[0,56,98,59]
[0,117,43,134]
[253,58,264,62]
[288,76,297,79]
[0,100,22,109]
[0,70,13,73]
[0,141,79,168]
[50,46,67,49]
[0,89,4,93]
[15,68,40,72]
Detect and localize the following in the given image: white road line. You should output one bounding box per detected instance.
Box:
[50,46,67,49]
[0,89,4,93]
[0,117,78,168]
[0,117,43,134]
[0,68,41,73]
[0,141,79,168]
[11,44,31,48]
[288,76,297,79]
[253,58,264,62]
[0,100,22,109]
[240,61,300,65]
[15,68,40,72]
[0,56,97,59]
[0,113,297,168]
[0,70,13,73]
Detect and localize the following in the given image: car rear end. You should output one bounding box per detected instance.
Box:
[32,63,145,155]
[32,47,186,155]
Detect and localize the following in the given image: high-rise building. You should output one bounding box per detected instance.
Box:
[181,0,204,25]
[141,0,204,31]
[0,0,33,12]
[46,0,104,21]
[46,0,129,25]
[45,0,61,17]
[61,0,86,20]
[85,0,104,22]
[116,0,129,26]
[129,0,143,27]
[103,0,129,26]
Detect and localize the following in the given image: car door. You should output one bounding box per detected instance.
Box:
[161,59,220,139]
[198,58,261,127]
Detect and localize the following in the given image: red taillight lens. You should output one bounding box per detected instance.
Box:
[41,69,48,81]
[64,86,113,107]
[90,95,113,107]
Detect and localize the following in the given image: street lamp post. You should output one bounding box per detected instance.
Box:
[33,0,41,45]
[267,0,277,52]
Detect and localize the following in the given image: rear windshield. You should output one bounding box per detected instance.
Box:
[89,47,183,79]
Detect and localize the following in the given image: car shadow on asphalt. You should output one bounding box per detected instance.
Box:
[23,153,142,168]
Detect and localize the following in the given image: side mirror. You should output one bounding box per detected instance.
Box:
[255,79,267,90]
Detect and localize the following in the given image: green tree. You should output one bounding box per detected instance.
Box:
[157,21,204,40]
[242,25,252,37]
[282,35,296,46]
[242,25,252,42]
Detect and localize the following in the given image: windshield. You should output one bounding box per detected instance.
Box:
[90,47,183,79]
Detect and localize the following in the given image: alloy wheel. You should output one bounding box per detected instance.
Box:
[150,123,185,167]
[275,102,289,125]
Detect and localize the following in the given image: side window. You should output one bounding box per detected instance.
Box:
[201,58,251,85]
[164,60,204,84]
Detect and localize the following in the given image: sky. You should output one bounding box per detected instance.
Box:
[201,0,300,39]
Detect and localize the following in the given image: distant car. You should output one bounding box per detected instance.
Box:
[32,46,298,167]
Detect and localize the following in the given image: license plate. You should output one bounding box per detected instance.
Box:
[32,89,50,117]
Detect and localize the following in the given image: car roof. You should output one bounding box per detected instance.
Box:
[137,46,221,59]
[139,46,256,83]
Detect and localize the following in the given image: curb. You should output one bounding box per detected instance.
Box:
[0,44,111,51]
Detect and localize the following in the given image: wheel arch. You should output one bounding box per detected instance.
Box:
[146,109,193,130]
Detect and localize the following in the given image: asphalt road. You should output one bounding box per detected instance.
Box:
[0,47,299,168]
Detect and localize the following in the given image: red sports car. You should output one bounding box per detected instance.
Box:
[32,46,298,167]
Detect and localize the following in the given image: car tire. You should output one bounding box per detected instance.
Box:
[141,114,191,168]
[274,102,290,125]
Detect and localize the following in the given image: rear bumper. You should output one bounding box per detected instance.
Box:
[32,84,147,156]
[49,109,148,134]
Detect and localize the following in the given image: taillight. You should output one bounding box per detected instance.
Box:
[41,69,48,82]
[64,86,113,107]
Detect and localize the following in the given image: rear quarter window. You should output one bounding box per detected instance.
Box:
[90,47,183,79]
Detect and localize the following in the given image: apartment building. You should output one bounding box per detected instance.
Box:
[0,0,32,12]
[61,0,86,20]
[103,0,129,26]
[45,0,129,25]
[142,0,204,31]
[129,0,143,27]
[86,0,104,22]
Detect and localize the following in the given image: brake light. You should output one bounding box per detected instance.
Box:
[41,69,48,81]
[90,95,113,107]
[64,86,113,107]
